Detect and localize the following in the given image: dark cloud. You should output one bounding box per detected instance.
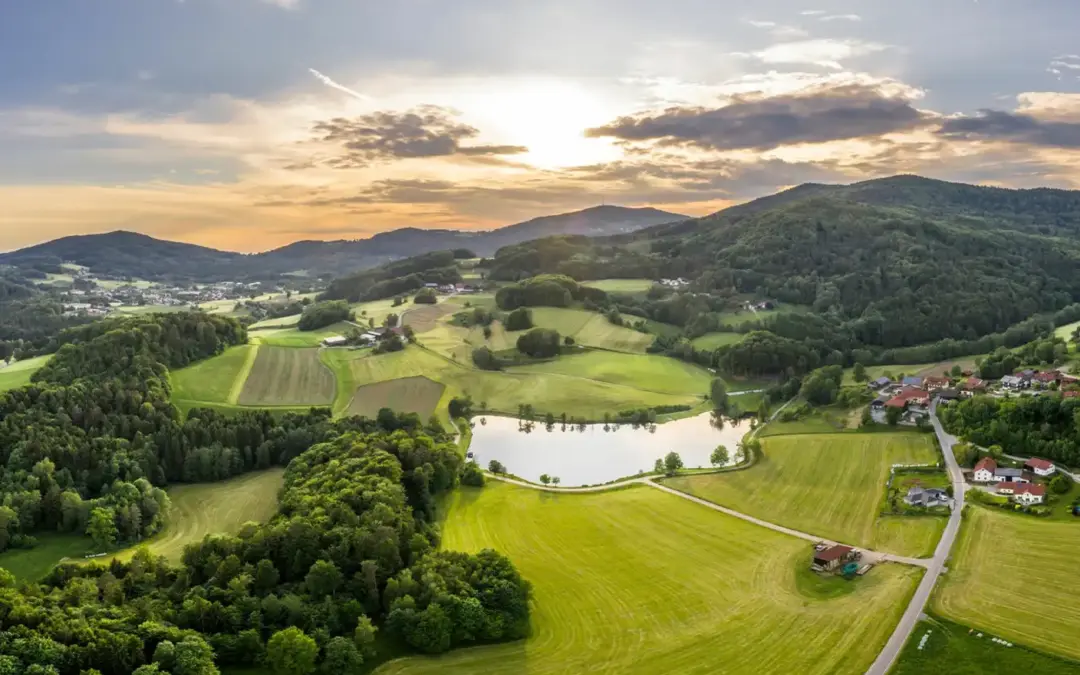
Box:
[585,84,931,152]
[308,105,527,168]
[936,110,1080,148]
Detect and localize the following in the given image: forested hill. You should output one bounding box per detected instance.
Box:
[0,205,684,282]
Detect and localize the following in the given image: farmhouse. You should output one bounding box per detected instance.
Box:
[996,481,1019,496]
[973,457,998,483]
[1015,484,1047,505]
[812,545,856,572]
[923,376,951,392]
[963,377,986,391]
[321,336,347,347]
[1023,458,1057,477]
[885,388,930,411]
[905,486,952,508]
[1000,375,1026,390]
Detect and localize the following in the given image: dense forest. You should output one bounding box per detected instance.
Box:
[940,395,1080,467]
[0,270,97,359]
[319,250,463,303]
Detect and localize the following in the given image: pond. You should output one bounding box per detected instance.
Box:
[467,412,752,487]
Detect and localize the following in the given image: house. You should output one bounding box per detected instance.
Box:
[322,336,347,347]
[1023,458,1057,477]
[369,327,389,337]
[1015,484,1047,505]
[885,388,931,410]
[996,481,1019,496]
[812,545,856,571]
[902,376,924,388]
[994,467,1030,484]
[905,486,952,508]
[1032,371,1060,386]
[936,388,961,403]
[973,457,997,483]
[963,377,987,391]
[868,376,892,390]
[1000,375,1026,390]
[871,396,887,410]
[923,376,951,392]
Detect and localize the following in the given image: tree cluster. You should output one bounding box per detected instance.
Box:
[940,394,1080,466]
[515,328,561,359]
[298,301,354,332]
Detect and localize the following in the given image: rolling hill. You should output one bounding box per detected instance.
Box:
[0,205,685,282]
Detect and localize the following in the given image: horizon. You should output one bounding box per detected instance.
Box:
[2,1,1080,252]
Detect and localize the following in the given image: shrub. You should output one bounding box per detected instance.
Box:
[461,462,485,487]
[505,307,533,331]
[471,347,501,371]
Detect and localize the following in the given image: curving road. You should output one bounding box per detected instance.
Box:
[864,402,967,675]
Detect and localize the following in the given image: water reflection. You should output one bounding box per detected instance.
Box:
[468,412,752,487]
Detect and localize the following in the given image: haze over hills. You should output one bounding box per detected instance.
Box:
[0,205,686,281]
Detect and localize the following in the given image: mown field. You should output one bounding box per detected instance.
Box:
[581,278,654,294]
[347,376,446,418]
[509,350,711,396]
[934,506,1080,661]
[691,331,745,350]
[894,616,1080,675]
[0,355,51,393]
[376,482,922,675]
[171,344,256,406]
[238,346,335,406]
[663,433,945,557]
[251,322,351,347]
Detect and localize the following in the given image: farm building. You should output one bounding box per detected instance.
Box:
[1024,458,1057,477]
[1014,484,1047,505]
[973,457,997,483]
[922,376,950,392]
[1032,371,1060,385]
[868,376,892,390]
[962,377,986,391]
[885,388,930,410]
[322,336,347,347]
[812,545,856,572]
[935,388,960,403]
[995,467,1030,484]
[996,481,1019,496]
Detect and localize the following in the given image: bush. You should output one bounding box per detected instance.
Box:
[373,332,405,354]
[505,307,533,331]
[516,328,561,358]
[471,347,501,371]
[414,288,438,304]
[461,462,485,487]
[1050,473,1073,494]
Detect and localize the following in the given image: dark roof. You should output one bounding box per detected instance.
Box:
[996,467,1024,478]
[813,545,853,562]
[937,388,960,399]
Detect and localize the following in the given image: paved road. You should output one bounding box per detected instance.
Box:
[865,402,967,675]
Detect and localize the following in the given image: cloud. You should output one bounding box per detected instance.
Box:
[260,0,301,8]
[1047,55,1080,79]
[743,19,809,40]
[819,14,861,22]
[586,83,931,153]
[308,68,371,101]
[742,39,888,70]
[800,9,826,16]
[937,110,1080,148]
[306,105,527,168]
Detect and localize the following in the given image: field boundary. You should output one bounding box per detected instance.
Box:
[227,344,259,405]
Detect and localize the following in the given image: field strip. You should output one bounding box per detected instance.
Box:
[227,344,259,404]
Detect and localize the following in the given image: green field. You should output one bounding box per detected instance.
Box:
[894,616,1080,675]
[691,331,745,350]
[582,278,654,294]
[509,350,710,396]
[0,533,95,581]
[171,345,256,406]
[934,506,1080,661]
[0,355,51,393]
[252,322,351,347]
[527,307,654,353]
[348,376,446,418]
[664,433,945,557]
[238,347,335,406]
[1055,320,1080,340]
[324,346,702,420]
[376,482,922,675]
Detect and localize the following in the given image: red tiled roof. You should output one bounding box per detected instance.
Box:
[814,545,853,562]
[924,376,950,386]
[963,377,986,390]
[1025,458,1055,470]
[1033,371,1060,383]
[885,387,930,408]
[974,457,997,473]
[996,481,1019,491]
[1016,484,1046,496]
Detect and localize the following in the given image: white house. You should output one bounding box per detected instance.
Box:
[973,457,997,483]
[996,482,1018,496]
[1024,458,1057,477]
[1014,484,1046,505]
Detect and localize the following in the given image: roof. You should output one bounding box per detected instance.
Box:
[1019,369,1036,377]
[996,481,1020,491]
[924,376,950,386]
[1064,391,1080,399]
[963,377,986,389]
[322,336,347,345]
[1033,371,1060,383]
[813,545,853,562]
[871,376,891,386]
[885,387,930,408]
[937,388,960,399]
[902,376,923,386]
[1024,458,1055,470]
[996,467,1024,478]
[1001,375,1024,385]
[974,457,997,473]
[1016,484,1047,496]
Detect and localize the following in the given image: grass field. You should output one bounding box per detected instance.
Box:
[402,302,458,333]
[934,506,1080,661]
[348,376,446,418]
[171,345,256,406]
[582,278,654,294]
[0,355,51,393]
[664,433,945,557]
[0,533,95,581]
[527,307,655,353]
[94,469,285,566]
[252,322,351,347]
[238,347,335,406]
[893,616,1080,675]
[323,346,702,420]
[508,350,710,396]
[691,332,745,350]
[376,482,922,675]
[1055,320,1080,340]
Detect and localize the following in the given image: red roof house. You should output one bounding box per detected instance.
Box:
[996,481,1019,495]
[962,377,986,391]
[885,387,931,409]
[923,376,951,391]
[973,457,998,482]
[1014,484,1047,504]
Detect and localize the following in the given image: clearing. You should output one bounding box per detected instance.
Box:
[0,533,95,581]
[691,332,745,350]
[508,350,710,397]
[376,482,922,675]
[237,346,335,406]
[663,433,945,557]
[170,344,256,406]
[0,355,51,393]
[347,376,446,418]
[581,278,654,294]
[934,506,1080,661]
[893,616,1080,675]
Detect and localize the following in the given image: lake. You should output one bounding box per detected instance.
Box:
[467,412,752,486]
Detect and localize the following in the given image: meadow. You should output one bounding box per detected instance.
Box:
[691,331,745,350]
[893,616,1080,675]
[0,355,51,393]
[237,346,335,406]
[347,376,446,418]
[933,506,1080,661]
[170,344,256,406]
[376,482,923,675]
[509,350,711,396]
[251,322,351,347]
[527,307,655,353]
[581,278,654,294]
[663,433,945,557]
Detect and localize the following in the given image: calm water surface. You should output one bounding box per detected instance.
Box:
[467,412,751,486]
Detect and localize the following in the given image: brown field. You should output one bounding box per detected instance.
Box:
[237,346,335,406]
[403,302,459,333]
[912,357,981,378]
[347,375,446,418]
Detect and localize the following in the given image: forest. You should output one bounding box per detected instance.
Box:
[319,250,463,303]
[939,395,1080,466]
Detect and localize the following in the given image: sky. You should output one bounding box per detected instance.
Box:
[1,0,1079,253]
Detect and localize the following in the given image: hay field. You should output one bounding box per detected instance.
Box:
[664,433,945,557]
[170,345,256,406]
[376,482,922,675]
[508,350,710,396]
[347,376,446,418]
[237,346,335,406]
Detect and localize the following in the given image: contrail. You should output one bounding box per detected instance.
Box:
[308,68,371,101]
